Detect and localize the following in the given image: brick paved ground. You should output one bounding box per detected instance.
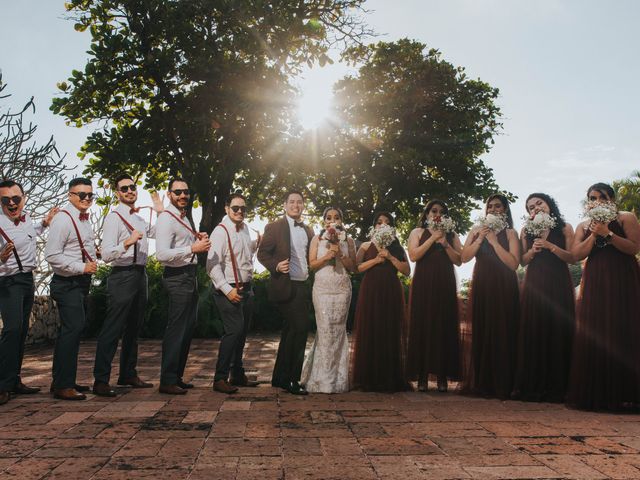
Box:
[2,336,640,479]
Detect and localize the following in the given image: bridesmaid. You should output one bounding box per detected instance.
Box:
[461,194,520,399]
[512,193,575,402]
[301,207,356,393]
[406,200,462,393]
[567,183,640,411]
[351,211,411,392]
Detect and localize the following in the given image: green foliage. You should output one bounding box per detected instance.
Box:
[53,0,368,234]
[613,170,640,217]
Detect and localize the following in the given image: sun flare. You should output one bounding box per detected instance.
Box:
[295,73,334,130]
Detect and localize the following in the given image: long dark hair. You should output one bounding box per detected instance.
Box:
[524,193,566,244]
[485,193,514,229]
[587,182,615,201]
[371,211,406,261]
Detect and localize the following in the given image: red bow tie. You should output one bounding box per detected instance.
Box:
[79,213,90,221]
[13,215,26,226]
[130,207,140,215]
[179,211,186,219]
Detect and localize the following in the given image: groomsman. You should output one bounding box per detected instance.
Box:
[156,178,210,394]
[45,177,97,400]
[92,174,163,397]
[257,190,314,395]
[0,180,57,405]
[207,193,259,394]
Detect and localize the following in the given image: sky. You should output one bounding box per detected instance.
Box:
[1,0,639,280]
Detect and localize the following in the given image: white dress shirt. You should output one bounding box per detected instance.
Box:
[0,211,45,276]
[207,215,257,294]
[45,203,96,277]
[287,215,309,281]
[102,203,155,266]
[155,203,197,267]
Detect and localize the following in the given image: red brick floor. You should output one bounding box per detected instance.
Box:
[2,336,640,479]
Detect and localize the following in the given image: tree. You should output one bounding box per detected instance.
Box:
[52,0,369,234]
[613,170,640,217]
[253,39,505,239]
[0,74,70,292]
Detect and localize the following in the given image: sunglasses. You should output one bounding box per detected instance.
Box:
[0,195,23,206]
[171,189,190,197]
[230,205,247,214]
[118,184,137,193]
[70,191,95,201]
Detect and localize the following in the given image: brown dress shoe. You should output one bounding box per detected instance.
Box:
[118,377,153,388]
[12,382,41,394]
[159,384,187,395]
[0,392,9,405]
[213,379,239,394]
[92,382,117,397]
[230,374,259,387]
[53,388,87,401]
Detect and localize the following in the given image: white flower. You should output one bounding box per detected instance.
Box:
[426,215,456,233]
[368,224,396,250]
[522,212,557,238]
[582,200,618,224]
[475,213,508,232]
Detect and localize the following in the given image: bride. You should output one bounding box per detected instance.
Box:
[301,207,356,393]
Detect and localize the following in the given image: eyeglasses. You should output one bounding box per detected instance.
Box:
[118,184,137,193]
[70,191,94,201]
[171,189,190,197]
[0,195,22,206]
[230,205,247,213]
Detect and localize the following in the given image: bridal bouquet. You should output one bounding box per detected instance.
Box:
[426,215,456,233]
[322,223,347,269]
[522,212,556,238]
[369,224,396,250]
[582,200,618,224]
[474,213,508,232]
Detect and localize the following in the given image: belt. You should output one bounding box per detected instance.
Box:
[112,264,146,273]
[52,273,92,281]
[163,264,197,277]
[230,282,252,290]
[0,271,34,279]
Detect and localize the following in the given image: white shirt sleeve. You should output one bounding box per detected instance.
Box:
[207,226,232,295]
[44,215,86,275]
[101,213,127,263]
[155,213,193,263]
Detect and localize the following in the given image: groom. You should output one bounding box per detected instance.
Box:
[257,190,314,395]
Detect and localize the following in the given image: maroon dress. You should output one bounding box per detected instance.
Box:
[407,229,461,381]
[463,229,520,399]
[567,220,640,411]
[351,243,409,392]
[514,228,575,402]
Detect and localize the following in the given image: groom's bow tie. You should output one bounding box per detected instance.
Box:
[294,221,305,228]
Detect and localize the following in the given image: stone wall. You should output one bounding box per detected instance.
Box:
[0,296,59,345]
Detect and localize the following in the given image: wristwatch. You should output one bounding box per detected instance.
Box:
[605,231,614,242]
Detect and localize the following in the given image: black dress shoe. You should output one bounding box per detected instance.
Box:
[92,382,117,397]
[0,392,9,405]
[230,374,259,387]
[118,377,153,388]
[286,381,308,396]
[74,384,90,393]
[12,382,41,394]
[177,380,194,389]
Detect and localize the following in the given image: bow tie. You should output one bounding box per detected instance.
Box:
[13,215,26,226]
[79,212,90,221]
[294,221,304,228]
[179,211,187,219]
[129,207,140,215]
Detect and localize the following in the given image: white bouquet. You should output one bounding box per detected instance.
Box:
[322,223,347,243]
[426,215,456,233]
[583,201,618,224]
[475,213,508,232]
[368,224,396,250]
[522,212,557,238]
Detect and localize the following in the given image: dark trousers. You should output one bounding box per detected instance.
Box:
[213,289,253,382]
[0,272,35,392]
[160,268,198,385]
[272,281,310,385]
[93,267,147,384]
[50,274,91,389]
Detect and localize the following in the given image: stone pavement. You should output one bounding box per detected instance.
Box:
[2,337,640,479]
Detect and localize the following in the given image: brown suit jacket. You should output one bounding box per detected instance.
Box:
[257,216,314,302]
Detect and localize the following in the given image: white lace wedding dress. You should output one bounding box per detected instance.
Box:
[301,238,351,393]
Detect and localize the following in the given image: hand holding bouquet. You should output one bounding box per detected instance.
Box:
[475,213,508,233]
[369,224,396,251]
[426,215,456,233]
[522,212,556,238]
[582,200,618,225]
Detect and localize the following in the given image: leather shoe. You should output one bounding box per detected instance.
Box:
[230,374,259,387]
[159,384,187,395]
[53,388,86,401]
[118,377,153,388]
[213,379,239,394]
[286,381,308,396]
[0,392,9,405]
[177,380,194,389]
[49,383,90,393]
[12,382,41,394]
[93,382,117,397]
